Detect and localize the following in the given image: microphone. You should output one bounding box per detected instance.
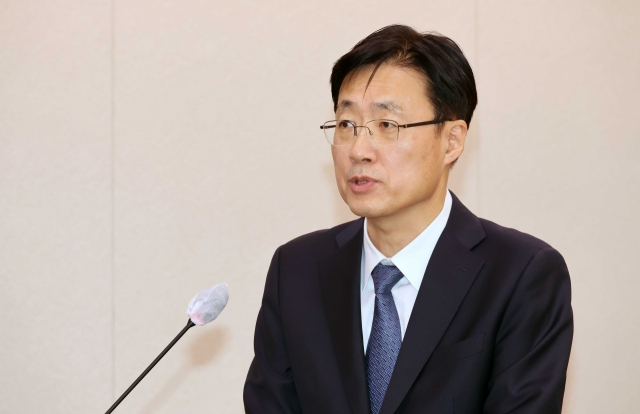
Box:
[105,283,229,414]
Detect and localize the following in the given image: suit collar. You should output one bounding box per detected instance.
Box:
[320,222,370,414]
[335,191,484,250]
[381,192,486,414]
[380,231,485,413]
[335,218,364,248]
[323,192,486,414]
[446,191,486,250]
[362,189,454,293]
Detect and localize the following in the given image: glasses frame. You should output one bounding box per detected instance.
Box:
[320,118,450,146]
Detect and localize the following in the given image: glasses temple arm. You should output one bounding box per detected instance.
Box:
[400,119,450,128]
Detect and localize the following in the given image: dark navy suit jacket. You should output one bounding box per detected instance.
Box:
[244,192,573,414]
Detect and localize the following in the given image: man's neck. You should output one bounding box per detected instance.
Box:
[366,187,448,258]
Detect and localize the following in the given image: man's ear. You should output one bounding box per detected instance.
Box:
[444,120,467,166]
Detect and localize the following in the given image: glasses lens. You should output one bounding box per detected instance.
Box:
[366,120,399,145]
[323,120,356,145]
[322,121,336,145]
[335,120,356,145]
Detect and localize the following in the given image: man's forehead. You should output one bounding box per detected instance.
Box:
[336,99,404,114]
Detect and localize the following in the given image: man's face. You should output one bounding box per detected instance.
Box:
[331,63,457,220]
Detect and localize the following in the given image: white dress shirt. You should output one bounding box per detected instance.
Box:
[361,190,452,353]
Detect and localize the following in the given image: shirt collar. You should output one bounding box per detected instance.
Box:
[362,190,453,292]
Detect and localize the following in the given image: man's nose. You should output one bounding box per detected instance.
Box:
[348,126,376,163]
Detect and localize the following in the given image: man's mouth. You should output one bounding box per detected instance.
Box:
[350,176,376,184]
[348,176,378,193]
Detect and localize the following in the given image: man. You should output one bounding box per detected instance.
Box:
[244,25,573,414]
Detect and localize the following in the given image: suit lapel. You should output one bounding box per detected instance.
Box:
[320,219,370,414]
[380,193,486,414]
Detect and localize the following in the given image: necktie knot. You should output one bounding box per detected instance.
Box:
[371,262,404,295]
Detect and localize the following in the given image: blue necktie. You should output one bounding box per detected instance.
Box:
[366,262,404,414]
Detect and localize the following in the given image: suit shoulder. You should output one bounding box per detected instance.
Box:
[478,217,557,258]
[279,218,362,256]
[476,218,570,287]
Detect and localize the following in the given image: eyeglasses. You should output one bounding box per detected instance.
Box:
[320,118,449,146]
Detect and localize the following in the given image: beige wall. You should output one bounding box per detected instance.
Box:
[1,1,638,413]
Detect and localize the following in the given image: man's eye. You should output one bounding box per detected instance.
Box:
[337,120,354,129]
[379,121,396,130]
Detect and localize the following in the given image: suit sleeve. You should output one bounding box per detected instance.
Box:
[244,247,302,414]
[484,246,574,414]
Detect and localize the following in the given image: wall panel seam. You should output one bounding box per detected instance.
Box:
[110,0,116,403]
[474,0,481,216]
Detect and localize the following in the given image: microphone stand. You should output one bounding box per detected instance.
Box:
[105,319,196,414]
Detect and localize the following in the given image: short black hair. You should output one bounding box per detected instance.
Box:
[330,25,477,129]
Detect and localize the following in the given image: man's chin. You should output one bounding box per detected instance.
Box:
[345,202,387,219]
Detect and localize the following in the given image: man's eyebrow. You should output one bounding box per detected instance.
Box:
[372,100,403,114]
[337,100,403,114]
[336,100,356,111]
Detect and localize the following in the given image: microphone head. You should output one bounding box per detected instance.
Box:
[186,283,229,326]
